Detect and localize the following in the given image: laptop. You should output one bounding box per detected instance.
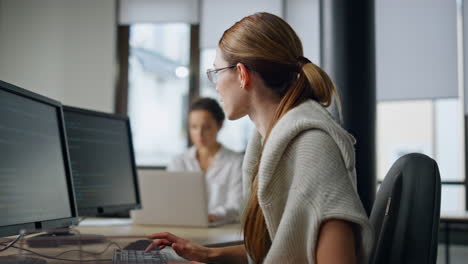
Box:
[131,170,228,227]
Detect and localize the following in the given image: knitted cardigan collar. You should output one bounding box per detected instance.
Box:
[242,100,357,200]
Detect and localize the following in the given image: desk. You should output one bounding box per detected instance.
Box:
[77,220,243,247]
[0,219,243,263]
[440,211,468,264]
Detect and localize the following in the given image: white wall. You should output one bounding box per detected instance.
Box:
[119,0,199,24]
[376,0,458,101]
[285,0,320,64]
[463,0,468,113]
[200,0,283,49]
[0,0,116,112]
[2,0,457,112]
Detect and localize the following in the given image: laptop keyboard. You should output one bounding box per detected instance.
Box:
[113,249,168,264]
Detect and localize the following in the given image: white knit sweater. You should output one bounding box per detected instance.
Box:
[242,100,374,264]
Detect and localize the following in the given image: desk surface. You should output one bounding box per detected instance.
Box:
[77,219,243,246]
[0,219,243,263]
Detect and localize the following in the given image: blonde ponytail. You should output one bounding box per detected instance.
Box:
[301,60,343,122]
[218,12,341,263]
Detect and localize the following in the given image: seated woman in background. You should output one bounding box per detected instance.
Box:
[167,97,243,224]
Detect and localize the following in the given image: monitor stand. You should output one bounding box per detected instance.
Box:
[0,255,48,264]
[98,211,130,218]
[25,229,107,248]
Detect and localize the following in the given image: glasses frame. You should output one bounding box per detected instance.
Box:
[206,64,237,85]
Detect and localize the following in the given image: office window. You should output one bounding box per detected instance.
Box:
[442,185,466,212]
[199,48,254,152]
[377,98,465,211]
[127,24,191,166]
[377,100,434,181]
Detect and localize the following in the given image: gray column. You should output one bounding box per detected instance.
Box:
[320,0,376,215]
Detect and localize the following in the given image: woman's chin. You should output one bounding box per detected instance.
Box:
[195,142,208,148]
[226,112,243,121]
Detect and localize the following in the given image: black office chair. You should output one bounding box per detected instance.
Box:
[369,153,441,264]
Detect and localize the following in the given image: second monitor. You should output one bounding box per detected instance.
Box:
[63,106,141,217]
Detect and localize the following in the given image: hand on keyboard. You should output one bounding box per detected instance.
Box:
[146,232,211,263]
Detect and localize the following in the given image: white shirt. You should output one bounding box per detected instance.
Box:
[167,145,243,223]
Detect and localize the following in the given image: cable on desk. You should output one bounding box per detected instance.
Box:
[0,237,114,262]
[53,241,121,258]
[0,227,126,262]
[0,242,112,263]
[69,226,84,260]
[0,229,25,252]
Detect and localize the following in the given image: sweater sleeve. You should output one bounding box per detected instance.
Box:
[296,131,373,263]
[261,130,373,264]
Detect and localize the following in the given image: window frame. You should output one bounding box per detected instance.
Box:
[115,24,200,169]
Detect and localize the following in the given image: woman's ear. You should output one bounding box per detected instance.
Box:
[236,63,250,89]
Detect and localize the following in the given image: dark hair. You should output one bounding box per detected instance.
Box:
[189,97,225,126]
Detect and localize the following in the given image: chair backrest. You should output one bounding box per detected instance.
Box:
[369,153,441,264]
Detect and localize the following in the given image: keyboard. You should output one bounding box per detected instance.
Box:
[113,249,168,264]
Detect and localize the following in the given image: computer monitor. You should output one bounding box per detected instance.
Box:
[62,106,141,217]
[0,80,78,262]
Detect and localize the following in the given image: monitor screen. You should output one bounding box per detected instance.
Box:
[63,106,140,216]
[0,80,77,238]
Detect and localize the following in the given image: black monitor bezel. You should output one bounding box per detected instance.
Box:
[62,105,142,217]
[0,80,79,238]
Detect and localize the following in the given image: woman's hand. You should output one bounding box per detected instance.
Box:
[145,232,212,262]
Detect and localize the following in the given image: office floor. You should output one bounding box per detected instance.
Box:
[437,244,468,264]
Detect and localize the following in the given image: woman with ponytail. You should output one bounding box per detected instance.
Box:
[145,12,373,264]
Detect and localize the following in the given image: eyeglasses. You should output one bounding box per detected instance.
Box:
[206,64,236,85]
